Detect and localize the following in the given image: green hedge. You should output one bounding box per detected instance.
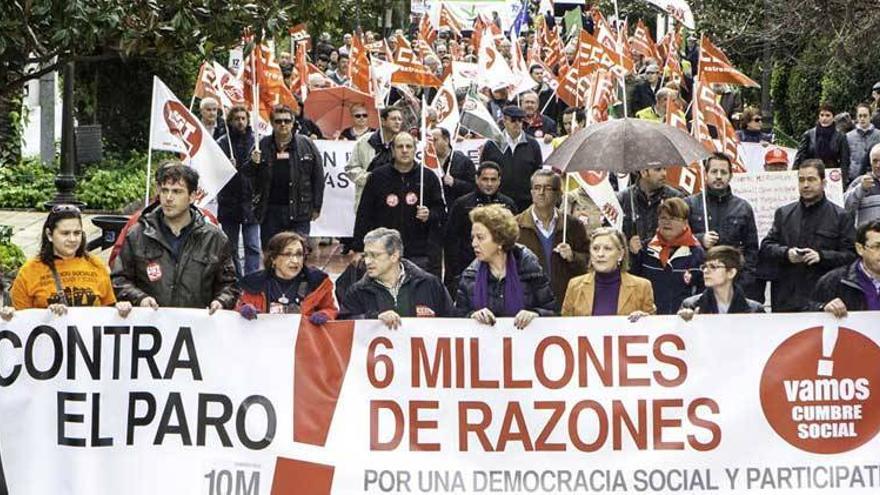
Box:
[0,152,148,211]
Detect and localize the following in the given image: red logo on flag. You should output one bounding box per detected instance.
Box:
[163,100,203,156]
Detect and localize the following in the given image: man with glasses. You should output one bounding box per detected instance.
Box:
[759,159,857,312]
[677,246,765,320]
[252,104,325,244]
[516,170,590,310]
[686,153,760,299]
[846,103,880,185]
[340,228,453,328]
[845,143,880,227]
[814,219,880,315]
[478,105,543,213]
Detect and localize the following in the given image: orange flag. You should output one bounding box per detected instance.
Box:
[242,43,299,133]
[419,14,437,46]
[630,19,660,62]
[692,81,747,172]
[665,97,703,194]
[393,33,442,87]
[584,68,615,125]
[349,33,371,94]
[576,29,633,77]
[698,35,760,88]
[439,3,464,38]
[193,62,220,102]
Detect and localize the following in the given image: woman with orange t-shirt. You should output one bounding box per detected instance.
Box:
[10,205,128,317]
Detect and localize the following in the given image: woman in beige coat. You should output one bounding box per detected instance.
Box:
[561,227,656,318]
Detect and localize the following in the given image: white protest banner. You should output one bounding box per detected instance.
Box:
[739,142,797,173]
[731,169,845,241]
[3,310,880,494]
[312,140,357,237]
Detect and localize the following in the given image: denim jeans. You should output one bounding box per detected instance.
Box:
[222,221,262,278]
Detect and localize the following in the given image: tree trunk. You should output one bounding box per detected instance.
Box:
[0,64,24,165]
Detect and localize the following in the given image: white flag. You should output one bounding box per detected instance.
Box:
[477,28,515,90]
[211,61,246,109]
[570,171,625,231]
[508,31,538,97]
[370,58,397,109]
[431,76,460,137]
[451,61,480,90]
[149,76,237,206]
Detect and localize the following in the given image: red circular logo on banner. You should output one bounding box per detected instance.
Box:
[163,100,203,156]
[759,326,880,454]
[580,170,608,186]
[385,194,399,207]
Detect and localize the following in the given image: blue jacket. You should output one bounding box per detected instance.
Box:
[631,243,705,315]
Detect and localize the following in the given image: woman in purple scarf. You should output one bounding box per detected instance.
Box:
[455,204,556,329]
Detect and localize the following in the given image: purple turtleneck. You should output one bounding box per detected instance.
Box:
[592,270,622,316]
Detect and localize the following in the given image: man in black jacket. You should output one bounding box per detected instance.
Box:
[341,228,453,328]
[759,160,857,312]
[443,161,517,293]
[432,126,475,207]
[112,164,238,311]
[813,219,880,315]
[352,132,446,276]
[617,167,684,253]
[478,105,543,212]
[217,105,259,277]
[252,104,325,245]
[686,153,760,298]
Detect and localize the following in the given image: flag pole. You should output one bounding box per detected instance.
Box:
[612,0,628,117]
[562,172,569,245]
[145,77,157,206]
[221,104,234,165]
[419,94,427,207]
[699,161,710,234]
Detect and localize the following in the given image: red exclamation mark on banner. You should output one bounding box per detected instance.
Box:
[293,319,355,445]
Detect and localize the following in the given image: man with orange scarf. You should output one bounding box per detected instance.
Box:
[630,197,706,314]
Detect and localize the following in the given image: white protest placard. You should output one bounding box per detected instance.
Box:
[311,140,357,237]
[731,169,845,241]
[738,142,797,173]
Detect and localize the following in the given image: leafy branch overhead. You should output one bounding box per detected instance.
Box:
[0,0,307,91]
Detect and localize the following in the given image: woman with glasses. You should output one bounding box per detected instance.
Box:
[10,205,128,316]
[236,231,337,323]
[455,204,555,329]
[735,106,772,144]
[630,197,705,314]
[562,227,656,318]
[339,104,374,141]
[678,246,764,320]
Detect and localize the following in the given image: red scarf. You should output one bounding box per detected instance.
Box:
[648,225,700,267]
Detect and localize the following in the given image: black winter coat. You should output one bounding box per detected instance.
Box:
[758,197,856,312]
[340,259,453,319]
[794,126,851,186]
[217,129,258,224]
[479,136,543,212]
[686,188,759,289]
[111,207,239,309]
[455,245,557,317]
[443,191,517,291]
[352,163,446,259]
[631,244,705,315]
[440,150,476,207]
[811,261,875,312]
[617,185,684,244]
[680,287,765,314]
[254,134,325,223]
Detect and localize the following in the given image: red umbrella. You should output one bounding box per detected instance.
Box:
[304,87,379,138]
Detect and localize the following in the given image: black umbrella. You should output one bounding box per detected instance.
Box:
[545,118,711,173]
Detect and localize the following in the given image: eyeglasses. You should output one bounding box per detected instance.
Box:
[353,113,368,118]
[51,204,81,215]
[700,263,728,272]
[861,242,880,252]
[273,118,293,125]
